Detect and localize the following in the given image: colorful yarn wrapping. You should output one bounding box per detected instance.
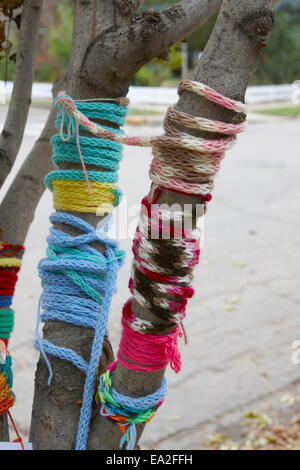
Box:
[53,80,246,197]
[96,361,167,450]
[35,212,125,450]
[0,341,15,415]
[114,82,245,377]
[48,82,246,447]
[0,243,24,415]
[47,96,128,214]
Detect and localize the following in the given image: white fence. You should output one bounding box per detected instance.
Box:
[0,81,297,105]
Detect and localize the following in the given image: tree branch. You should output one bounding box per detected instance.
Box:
[79,0,222,96]
[0,0,43,189]
[153,0,223,52]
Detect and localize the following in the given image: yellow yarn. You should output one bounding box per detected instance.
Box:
[52,180,117,214]
[0,258,22,268]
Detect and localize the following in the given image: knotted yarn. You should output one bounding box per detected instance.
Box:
[96,361,167,450]
[35,212,125,450]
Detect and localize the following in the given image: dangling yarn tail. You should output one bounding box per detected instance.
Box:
[7,410,25,450]
[120,423,137,450]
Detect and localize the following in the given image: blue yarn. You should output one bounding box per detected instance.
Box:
[35,212,125,450]
[36,97,129,449]
[111,378,167,411]
[99,374,167,450]
[0,297,13,306]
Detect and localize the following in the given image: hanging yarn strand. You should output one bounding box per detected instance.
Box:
[36,213,125,450]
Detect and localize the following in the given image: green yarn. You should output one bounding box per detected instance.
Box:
[0,309,14,339]
[99,369,158,425]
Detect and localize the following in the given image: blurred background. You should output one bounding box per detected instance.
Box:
[2,0,300,86]
[0,0,300,450]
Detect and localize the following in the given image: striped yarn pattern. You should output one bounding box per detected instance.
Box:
[0,242,24,415]
[0,342,14,415]
[47,97,128,214]
[50,82,246,446]
[129,192,201,328]
[115,81,245,373]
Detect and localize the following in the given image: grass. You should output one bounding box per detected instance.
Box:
[255,105,300,117]
[128,107,164,116]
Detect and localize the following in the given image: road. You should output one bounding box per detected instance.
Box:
[0,105,299,448]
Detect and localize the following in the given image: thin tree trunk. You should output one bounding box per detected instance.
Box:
[0,0,43,189]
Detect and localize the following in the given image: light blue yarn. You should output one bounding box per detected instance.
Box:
[35,211,125,450]
[111,378,167,411]
[99,374,167,450]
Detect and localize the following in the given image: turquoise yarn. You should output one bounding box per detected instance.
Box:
[1,354,13,389]
[46,96,128,206]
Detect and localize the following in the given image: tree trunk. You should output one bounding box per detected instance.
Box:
[94,0,277,449]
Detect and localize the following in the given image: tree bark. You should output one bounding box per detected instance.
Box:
[80,0,222,97]
[0,0,43,189]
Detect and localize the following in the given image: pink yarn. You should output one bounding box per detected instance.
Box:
[117,300,182,373]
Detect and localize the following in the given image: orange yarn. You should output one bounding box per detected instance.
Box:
[0,371,15,415]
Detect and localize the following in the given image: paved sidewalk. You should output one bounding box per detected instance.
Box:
[1,105,299,448]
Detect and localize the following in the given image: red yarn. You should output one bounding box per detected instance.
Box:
[0,270,19,296]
